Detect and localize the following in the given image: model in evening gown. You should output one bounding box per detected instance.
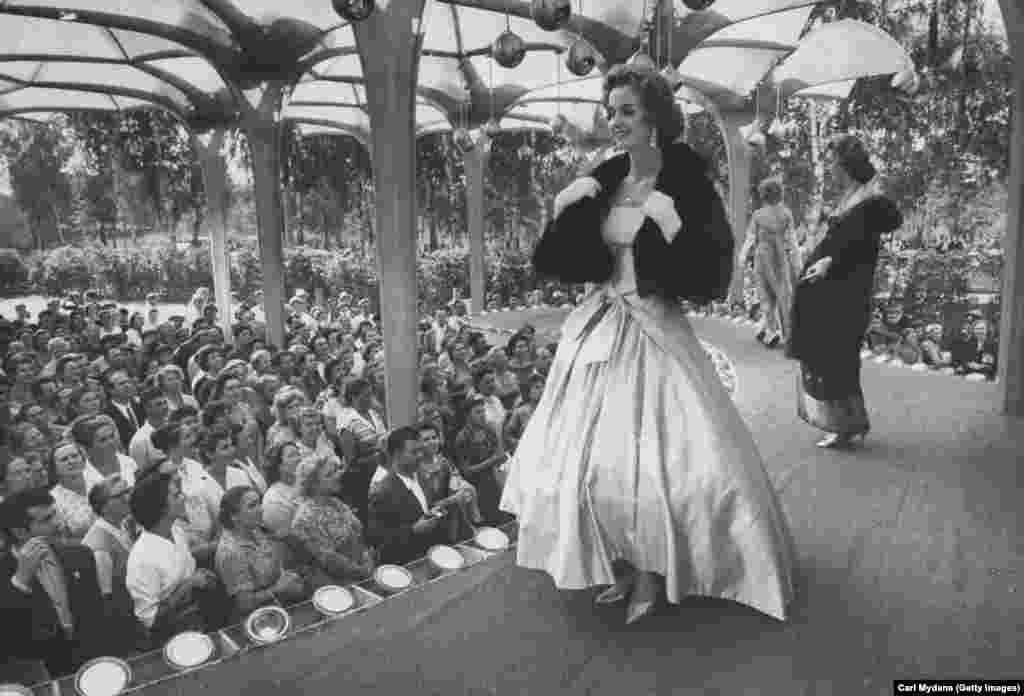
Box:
[500,64,795,624]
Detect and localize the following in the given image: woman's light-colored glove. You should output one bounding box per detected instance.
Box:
[643,191,683,244]
[553,177,601,218]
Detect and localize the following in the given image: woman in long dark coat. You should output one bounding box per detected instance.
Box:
[787,135,903,449]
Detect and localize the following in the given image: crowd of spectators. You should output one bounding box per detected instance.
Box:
[0,285,561,684]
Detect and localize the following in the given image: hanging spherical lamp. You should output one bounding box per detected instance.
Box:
[332,0,375,22]
[682,0,715,9]
[453,127,476,153]
[492,30,527,69]
[483,118,502,139]
[627,49,657,71]
[566,39,598,76]
[531,0,572,31]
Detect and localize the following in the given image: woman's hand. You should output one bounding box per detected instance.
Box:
[643,191,683,244]
[801,256,833,283]
[553,177,601,218]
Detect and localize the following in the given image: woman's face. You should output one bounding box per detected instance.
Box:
[451,342,468,364]
[22,426,47,452]
[180,418,200,449]
[607,85,653,151]
[284,398,304,421]
[280,444,301,484]
[299,412,322,440]
[222,378,243,404]
[419,428,441,456]
[161,370,182,393]
[92,424,120,455]
[972,321,989,341]
[234,490,263,531]
[54,444,85,480]
[5,457,45,494]
[529,380,545,402]
[315,457,344,496]
[513,338,531,361]
[24,404,47,430]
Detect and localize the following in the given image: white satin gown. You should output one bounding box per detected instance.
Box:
[500,205,796,620]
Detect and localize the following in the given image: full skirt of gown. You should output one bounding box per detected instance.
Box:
[499,286,796,621]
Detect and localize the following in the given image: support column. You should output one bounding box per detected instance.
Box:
[193,129,234,341]
[997,0,1024,417]
[239,82,288,349]
[464,142,490,314]
[713,108,755,303]
[354,0,427,429]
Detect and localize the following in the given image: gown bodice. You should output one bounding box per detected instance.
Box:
[601,205,645,294]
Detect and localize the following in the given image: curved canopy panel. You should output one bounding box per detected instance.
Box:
[675,2,815,99]
[771,19,914,93]
[0,0,238,57]
[791,78,856,101]
[0,14,233,122]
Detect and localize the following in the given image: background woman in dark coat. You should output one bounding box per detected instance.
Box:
[787,135,903,449]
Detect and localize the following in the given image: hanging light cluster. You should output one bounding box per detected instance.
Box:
[492,13,527,69]
[531,0,572,31]
[566,38,598,76]
[332,0,375,22]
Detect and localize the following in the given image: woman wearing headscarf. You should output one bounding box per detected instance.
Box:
[787,135,903,449]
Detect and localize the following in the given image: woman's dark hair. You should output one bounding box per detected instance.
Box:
[602,63,685,150]
[415,420,440,438]
[201,399,233,428]
[212,371,243,402]
[827,134,877,184]
[506,332,530,358]
[264,441,298,486]
[151,421,185,453]
[199,424,237,460]
[344,377,371,404]
[218,485,255,530]
[168,404,199,424]
[758,178,783,206]
[130,470,174,530]
[386,426,421,458]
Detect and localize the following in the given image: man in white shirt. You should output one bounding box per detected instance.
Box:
[125,471,222,642]
[367,426,447,565]
[128,388,170,473]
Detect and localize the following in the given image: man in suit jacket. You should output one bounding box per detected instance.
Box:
[367,427,449,566]
[0,489,113,677]
[103,368,145,450]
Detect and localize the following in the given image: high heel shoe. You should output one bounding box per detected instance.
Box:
[765,334,781,349]
[594,584,631,605]
[755,328,767,343]
[816,433,866,449]
[595,570,635,605]
[626,599,656,625]
[625,573,658,625]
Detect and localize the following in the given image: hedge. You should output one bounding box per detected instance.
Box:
[3,242,1003,321]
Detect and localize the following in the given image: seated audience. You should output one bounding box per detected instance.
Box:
[125,471,226,643]
[214,486,308,619]
[0,489,111,676]
[261,442,303,537]
[368,427,451,565]
[290,455,375,588]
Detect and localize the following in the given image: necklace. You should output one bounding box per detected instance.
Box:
[620,173,657,205]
